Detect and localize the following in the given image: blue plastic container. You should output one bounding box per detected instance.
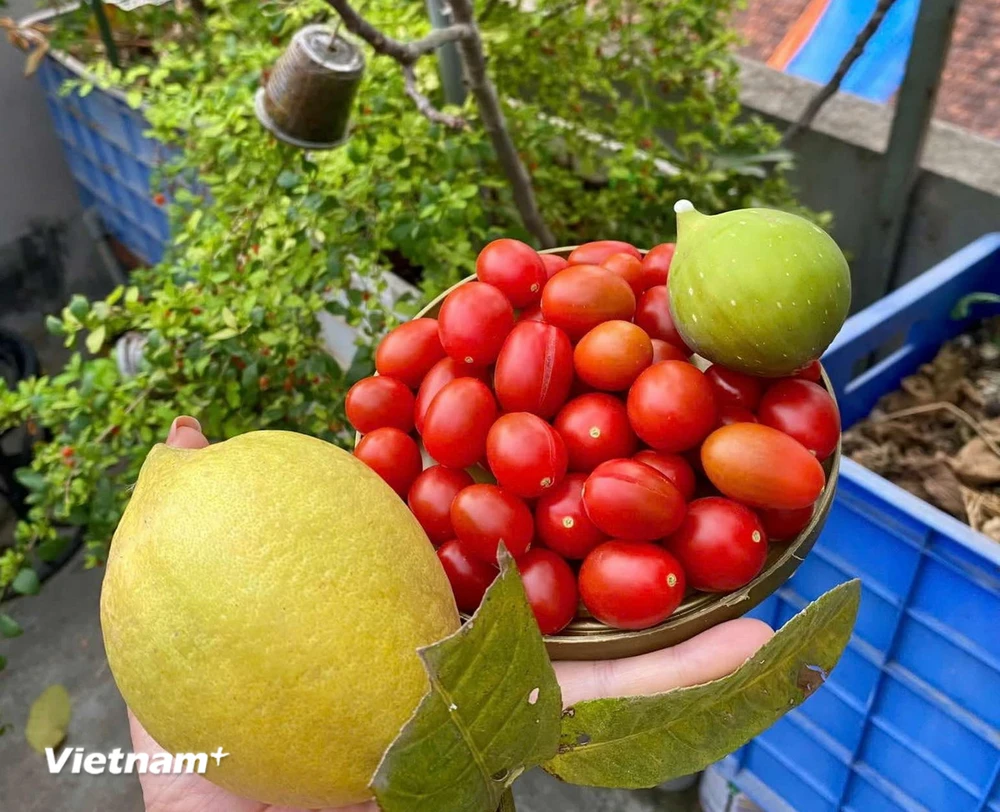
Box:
[31,34,172,265]
[716,234,1000,812]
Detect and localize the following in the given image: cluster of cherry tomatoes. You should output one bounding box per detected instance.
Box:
[347,238,839,635]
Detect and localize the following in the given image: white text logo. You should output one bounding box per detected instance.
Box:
[46,747,229,775]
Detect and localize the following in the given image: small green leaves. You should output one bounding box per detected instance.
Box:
[372,548,561,812]
[12,568,41,596]
[85,326,107,355]
[0,613,23,639]
[543,581,861,788]
[953,292,1000,320]
[25,685,72,754]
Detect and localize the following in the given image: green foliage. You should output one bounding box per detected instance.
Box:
[0,0,814,600]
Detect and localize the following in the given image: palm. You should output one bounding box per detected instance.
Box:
[131,418,773,812]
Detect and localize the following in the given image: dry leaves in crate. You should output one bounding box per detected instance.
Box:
[843,318,1000,541]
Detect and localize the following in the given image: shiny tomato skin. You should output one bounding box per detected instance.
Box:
[517,548,579,634]
[574,320,653,391]
[567,240,641,265]
[494,321,574,418]
[486,412,568,499]
[375,318,446,388]
[354,427,423,497]
[582,458,687,540]
[539,253,569,280]
[633,286,691,353]
[793,360,823,382]
[422,378,497,469]
[758,379,841,461]
[627,361,718,453]
[664,497,768,592]
[438,281,515,366]
[705,365,764,410]
[758,504,816,541]
[601,252,645,296]
[632,450,697,501]
[451,484,534,564]
[651,339,689,364]
[414,357,490,435]
[517,304,545,323]
[345,375,415,434]
[534,473,607,559]
[407,465,475,545]
[701,423,826,510]
[541,265,636,340]
[717,405,759,427]
[639,242,675,289]
[476,238,548,308]
[554,393,638,472]
[579,541,686,630]
[437,540,498,614]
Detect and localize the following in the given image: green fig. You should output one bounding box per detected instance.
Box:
[667,201,850,377]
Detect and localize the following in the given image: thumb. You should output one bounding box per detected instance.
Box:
[165,415,210,450]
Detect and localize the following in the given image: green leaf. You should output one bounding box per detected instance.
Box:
[543,580,860,788]
[952,292,1000,319]
[222,308,238,330]
[45,316,65,336]
[208,328,239,341]
[372,549,561,812]
[14,470,47,492]
[0,613,23,639]
[25,685,72,754]
[125,90,143,109]
[12,569,40,596]
[85,326,107,355]
[277,170,300,189]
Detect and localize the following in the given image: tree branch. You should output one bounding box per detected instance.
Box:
[403,64,466,129]
[782,0,896,145]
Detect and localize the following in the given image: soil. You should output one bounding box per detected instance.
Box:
[843,317,1000,542]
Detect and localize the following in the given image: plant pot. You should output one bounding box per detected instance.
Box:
[359,246,839,661]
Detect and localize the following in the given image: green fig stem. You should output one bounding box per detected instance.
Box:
[674,199,708,241]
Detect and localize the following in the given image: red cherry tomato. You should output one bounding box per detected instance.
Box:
[476,238,548,308]
[414,357,490,435]
[633,286,691,353]
[651,339,689,364]
[665,497,768,592]
[407,465,475,545]
[632,450,697,501]
[539,253,569,280]
[717,405,758,427]
[758,379,841,461]
[437,540,498,613]
[422,378,497,468]
[579,541,686,630]
[451,484,534,564]
[345,375,415,434]
[486,413,568,499]
[574,321,653,391]
[375,318,446,388]
[354,427,422,497]
[601,252,645,296]
[517,304,545,323]
[758,504,815,541]
[534,473,607,559]
[582,458,686,540]
[701,423,826,510]
[438,282,514,366]
[517,548,579,634]
[494,321,574,418]
[567,240,641,265]
[705,365,764,410]
[639,242,675,289]
[554,393,637,472]
[541,265,636,340]
[627,361,717,453]
[793,360,823,382]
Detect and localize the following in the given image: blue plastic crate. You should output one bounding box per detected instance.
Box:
[36,53,169,265]
[717,234,1000,812]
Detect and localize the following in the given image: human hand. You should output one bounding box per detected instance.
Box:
[131,416,773,812]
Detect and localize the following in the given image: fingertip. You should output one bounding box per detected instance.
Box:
[166,415,210,449]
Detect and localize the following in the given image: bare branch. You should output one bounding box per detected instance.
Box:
[323,0,471,64]
[782,0,896,145]
[403,64,466,129]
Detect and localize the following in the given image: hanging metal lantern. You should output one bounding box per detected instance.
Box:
[255,24,366,150]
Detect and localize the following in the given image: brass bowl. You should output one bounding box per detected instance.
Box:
[368,246,839,661]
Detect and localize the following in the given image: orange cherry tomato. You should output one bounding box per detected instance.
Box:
[574,321,653,392]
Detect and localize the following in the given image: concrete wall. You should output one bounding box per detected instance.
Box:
[738,56,1000,311]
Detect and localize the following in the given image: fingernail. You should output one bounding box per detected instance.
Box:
[167,415,201,444]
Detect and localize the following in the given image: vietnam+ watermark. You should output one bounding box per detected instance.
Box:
[46,747,229,775]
